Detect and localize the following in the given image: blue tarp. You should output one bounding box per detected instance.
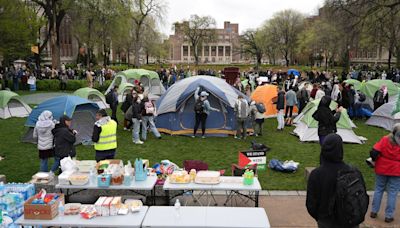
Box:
[25,95,99,127]
[287,69,300,76]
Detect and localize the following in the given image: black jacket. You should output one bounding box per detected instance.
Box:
[312,96,341,136]
[121,94,133,112]
[276,91,285,110]
[52,117,76,158]
[131,100,142,119]
[306,134,350,225]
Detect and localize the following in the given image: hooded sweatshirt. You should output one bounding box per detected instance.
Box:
[52,116,76,158]
[33,111,55,150]
[306,134,351,224]
[312,96,341,136]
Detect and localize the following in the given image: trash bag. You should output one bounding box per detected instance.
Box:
[268,159,299,173]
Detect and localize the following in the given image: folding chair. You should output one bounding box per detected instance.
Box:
[223,163,258,207]
[183,160,219,206]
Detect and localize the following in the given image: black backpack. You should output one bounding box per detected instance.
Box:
[106,92,114,105]
[194,99,204,113]
[333,167,369,227]
[255,103,266,113]
[358,92,366,102]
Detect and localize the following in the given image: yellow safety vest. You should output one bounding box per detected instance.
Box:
[94,119,117,151]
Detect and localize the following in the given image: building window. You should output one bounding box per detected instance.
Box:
[225,46,231,56]
[211,46,216,56]
[183,46,188,56]
[204,46,209,56]
[218,46,224,56]
[218,57,223,61]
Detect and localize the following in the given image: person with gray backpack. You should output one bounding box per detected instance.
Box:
[234,95,250,139]
[306,133,369,228]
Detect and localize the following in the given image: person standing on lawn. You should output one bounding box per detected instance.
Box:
[92,109,117,162]
[298,83,310,113]
[140,96,161,141]
[369,123,400,223]
[131,94,144,144]
[306,133,368,228]
[192,87,220,138]
[121,89,134,130]
[51,115,77,172]
[249,101,265,136]
[312,96,343,145]
[373,85,389,111]
[284,86,297,126]
[33,110,56,172]
[106,86,119,123]
[275,86,285,131]
[234,95,250,139]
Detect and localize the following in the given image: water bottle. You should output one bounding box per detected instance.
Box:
[174,199,181,219]
[89,168,97,185]
[0,182,4,197]
[58,202,64,217]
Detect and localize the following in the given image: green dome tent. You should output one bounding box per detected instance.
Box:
[117,83,135,102]
[344,79,362,91]
[360,79,398,98]
[73,87,108,109]
[366,94,400,131]
[106,69,165,99]
[293,99,365,144]
[0,90,32,119]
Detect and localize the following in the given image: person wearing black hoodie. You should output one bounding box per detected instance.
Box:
[312,96,343,145]
[306,133,366,228]
[51,115,77,172]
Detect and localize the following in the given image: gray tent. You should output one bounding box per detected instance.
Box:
[366,100,400,131]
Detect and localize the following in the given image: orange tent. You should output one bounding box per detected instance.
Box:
[251,84,298,118]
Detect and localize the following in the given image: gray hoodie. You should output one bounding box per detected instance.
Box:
[33,111,55,150]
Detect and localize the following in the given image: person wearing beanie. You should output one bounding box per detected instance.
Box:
[306,133,367,228]
[369,123,400,223]
[92,109,117,162]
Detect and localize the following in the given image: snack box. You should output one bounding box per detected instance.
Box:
[94,197,106,216]
[77,160,97,173]
[110,197,122,216]
[24,194,64,220]
[97,174,111,187]
[102,197,113,216]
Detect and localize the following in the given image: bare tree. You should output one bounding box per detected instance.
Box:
[266,9,304,67]
[130,0,166,67]
[179,15,217,65]
[240,29,264,69]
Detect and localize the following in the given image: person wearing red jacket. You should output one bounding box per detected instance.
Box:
[369,123,400,223]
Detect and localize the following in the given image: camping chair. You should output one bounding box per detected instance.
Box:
[182,160,219,206]
[223,163,258,207]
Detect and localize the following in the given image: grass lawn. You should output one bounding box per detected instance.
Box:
[0,107,388,190]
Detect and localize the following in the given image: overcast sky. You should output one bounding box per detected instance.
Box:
[160,0,325,35]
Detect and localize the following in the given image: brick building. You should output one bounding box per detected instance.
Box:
[168,21,241,64]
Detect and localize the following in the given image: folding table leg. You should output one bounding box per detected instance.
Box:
[255,191,259,207]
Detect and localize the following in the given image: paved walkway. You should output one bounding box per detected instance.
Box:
[21,92,67,104]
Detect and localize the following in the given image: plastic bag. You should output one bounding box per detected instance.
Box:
[60,157,77,172]
[269,159,299,173]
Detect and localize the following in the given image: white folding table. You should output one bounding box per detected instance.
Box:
[15,206,149,228]
[163,176,261,207]
[141,206,270,228]
[56,176,158,205]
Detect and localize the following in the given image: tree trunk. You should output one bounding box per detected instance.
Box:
[325,51,328,71]
[87,19,93,68]
[50,4,60,70]
[285,53,289,67]
[134,31,141,67]
[127,48,130,66]
[396,46,400,68]
[388,48,392,70]
[146,51,149,65]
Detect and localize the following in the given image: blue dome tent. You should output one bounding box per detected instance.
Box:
[287,69,300,76]
[23,96,99,144]
[155,76,250,136]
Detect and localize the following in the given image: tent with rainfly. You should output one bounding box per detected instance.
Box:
[155,75,250,136]
[73,87,108,109]
[105,69,165,100]
[366,94,400,131]
[293,98,365,144]
[344,79,363,91]
[22,96,99,144]
[0,90,32,119]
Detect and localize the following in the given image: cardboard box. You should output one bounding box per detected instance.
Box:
[24,194,64,220]
[102,197,113,216]
[110,197,122,216]
[94,197,106,216]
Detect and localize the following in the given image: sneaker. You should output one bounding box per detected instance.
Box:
[370,212,377,218]
[134,140,144,145]
[157,136,162,139]
[366,158,375,168]
[385,217,394,223]
[191,135,195,138]
[234,136,240,139]
[201,136,206,139]
[123,127,128,131]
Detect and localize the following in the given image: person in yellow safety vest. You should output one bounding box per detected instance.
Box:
[92,109,117,162]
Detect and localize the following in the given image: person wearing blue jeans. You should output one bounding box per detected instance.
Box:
[131,95,143,144]
[140,97,161,141]
[369,123,400,223]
